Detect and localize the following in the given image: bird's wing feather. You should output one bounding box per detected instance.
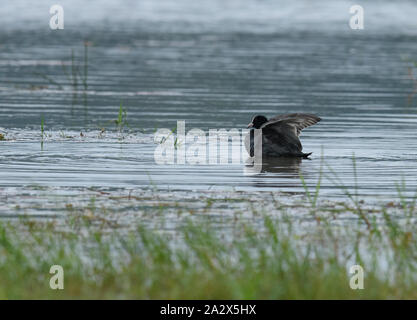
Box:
[261,113,321,136]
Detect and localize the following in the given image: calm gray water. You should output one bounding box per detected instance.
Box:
[1,0,417,210]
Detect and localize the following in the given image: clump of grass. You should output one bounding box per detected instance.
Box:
[81,41,89,93]
[299,149,324,223]
[113,101,129,139]
[401,55,417,106]
[96,102,135,138]
[32,72,62,90]
[0,211,415,299]
[1,159,417,299]
[0,133,5,141]
[40,116,45,149]
[62,42,90,108]
[41,116,45,137]
[115,101,128,132]
[156,123,182,149]
[61,42,90,92]
[1,175,417,299]
[325,155,371,229]
[34,42,90,108]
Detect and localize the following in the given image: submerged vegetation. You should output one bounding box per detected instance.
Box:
[1,173,417,299]
[401,55,417,106]
[40,115,45,149]
[37,101,134,142]
[34,42,90,108]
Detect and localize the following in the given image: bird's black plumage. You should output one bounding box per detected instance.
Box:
[246,113,321,158]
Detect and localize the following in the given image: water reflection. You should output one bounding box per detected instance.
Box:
[244,156,302,176]
[260,157,302,175]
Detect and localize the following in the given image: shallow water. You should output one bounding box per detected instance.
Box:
[1,0,417,215]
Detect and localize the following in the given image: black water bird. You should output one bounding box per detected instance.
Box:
[245,113,321,158]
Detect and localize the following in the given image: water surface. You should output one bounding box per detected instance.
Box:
[1,0,417,216]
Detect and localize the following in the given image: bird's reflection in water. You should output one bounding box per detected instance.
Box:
[244,157,307,188]
[260,156,302,175]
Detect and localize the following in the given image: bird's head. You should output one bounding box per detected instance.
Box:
[247,115,268,129]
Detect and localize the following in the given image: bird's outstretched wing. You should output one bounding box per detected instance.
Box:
[262,113,321,136]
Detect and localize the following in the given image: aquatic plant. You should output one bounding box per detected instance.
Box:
[40,116,45,150]
[41,116,45,137]
[156,123,182,149]
[401,55,417,106]
[34,42,90,108]
[0,190,416,299]
[115,101,128,133]
[299,149,324,212]
[81,41,89,93]
[32,72,62,90]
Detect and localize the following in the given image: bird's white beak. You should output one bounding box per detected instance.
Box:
[247,122,253,128]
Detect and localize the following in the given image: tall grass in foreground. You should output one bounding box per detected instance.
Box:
[0,215,415,299]
[0,179,417,299]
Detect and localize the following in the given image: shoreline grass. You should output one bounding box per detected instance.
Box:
[0,182,416,299]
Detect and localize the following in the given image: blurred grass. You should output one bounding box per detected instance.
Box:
[0,184,416,299]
